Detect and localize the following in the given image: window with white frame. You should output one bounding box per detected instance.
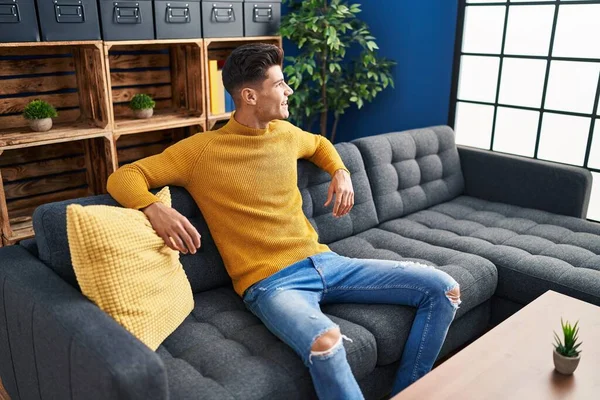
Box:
[449,0,600,221]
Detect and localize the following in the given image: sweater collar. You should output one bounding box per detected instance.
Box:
[223,112,269,136]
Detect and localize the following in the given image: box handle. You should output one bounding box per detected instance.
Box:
[113,2,142,24]
[212,5,234,23]
[166,4,190,24]
[253,5,272,23]
[54,0,85,23]
[0,2,20,23]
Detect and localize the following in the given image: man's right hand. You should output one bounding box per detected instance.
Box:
[142,202,201,254]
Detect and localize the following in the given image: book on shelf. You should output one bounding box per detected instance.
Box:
[225,90,234,113]
[209,60,236,115]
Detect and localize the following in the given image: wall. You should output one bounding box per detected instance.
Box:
[283,0,459,142]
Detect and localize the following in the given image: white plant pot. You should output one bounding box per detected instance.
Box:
[29,118,53,132]
[553,349,581,375]
[133,108,153,119]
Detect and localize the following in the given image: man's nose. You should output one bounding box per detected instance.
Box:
[285,84,294,96]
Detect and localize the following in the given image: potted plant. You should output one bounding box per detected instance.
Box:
[280,0,396,142]
[23,99,58,132]
[553,318,582,375]
[129,94,156,119]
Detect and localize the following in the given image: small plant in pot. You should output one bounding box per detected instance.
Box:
[129,94,155,119]
[23,100,58,132]
[553,318,582,375]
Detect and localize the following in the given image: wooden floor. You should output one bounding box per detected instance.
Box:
[0,378,9,400]
[0,379,10,400]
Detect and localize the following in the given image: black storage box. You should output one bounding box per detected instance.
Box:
[36,0,101,41]
[99,0,154,40]
[154,0,201,39]
[243,0,280,37]
[0,0,40,42]
[201,0,242,38]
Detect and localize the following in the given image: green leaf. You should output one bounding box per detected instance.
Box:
[23,99,58,120]
[279,0,395,138]
[366,41,379,51]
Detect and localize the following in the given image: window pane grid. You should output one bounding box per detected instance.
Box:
[456,99,597,119]
[488,5,510,151]
[451,0,600,222]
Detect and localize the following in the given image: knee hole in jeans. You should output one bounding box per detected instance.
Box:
[445,284,461,309]
[311,328,341,353]
[309,328,354,364]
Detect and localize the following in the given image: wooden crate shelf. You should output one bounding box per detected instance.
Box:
[105,40,205,136]
[208,112,233,128]
[0,42,110,144]
[114,110,205,137]
[0,41,113,246]
[204,36,282,130]
[0,136,116,246]
[104,39,205,47]
[5,216,34,246]
[0,36,280,246]
[116,126,203,167]
[0,41,103,48]
[0,122,110,151]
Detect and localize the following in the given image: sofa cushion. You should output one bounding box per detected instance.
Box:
[378,196,600,306]
[32,186,230,293]
[159,287,378,400]
[66,187,194,351]
[352,126,464,223]
[299,142,379,244]
[327,229,497,365]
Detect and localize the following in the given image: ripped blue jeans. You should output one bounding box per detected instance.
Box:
[242,251,460,399]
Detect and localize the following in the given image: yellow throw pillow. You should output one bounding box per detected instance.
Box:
[66,187,194,351]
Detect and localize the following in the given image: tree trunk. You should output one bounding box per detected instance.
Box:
[320,53,328,137]
[330,114,341,144]
[320,0,328,137]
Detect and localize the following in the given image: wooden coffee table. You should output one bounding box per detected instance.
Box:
[393,290,600,400]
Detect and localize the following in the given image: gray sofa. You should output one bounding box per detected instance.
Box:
[1,125,599,400]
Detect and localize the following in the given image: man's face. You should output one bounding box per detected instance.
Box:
[253,65,294,121]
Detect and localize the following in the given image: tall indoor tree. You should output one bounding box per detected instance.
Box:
[280,0,396,142]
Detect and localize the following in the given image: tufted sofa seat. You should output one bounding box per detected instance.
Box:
[379,196,600,307]
[1,125,598,400]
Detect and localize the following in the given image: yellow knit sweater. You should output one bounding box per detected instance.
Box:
[106,116,349,296]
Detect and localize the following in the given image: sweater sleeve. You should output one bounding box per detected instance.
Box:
[293,124,350,177]
[106,135,210,210]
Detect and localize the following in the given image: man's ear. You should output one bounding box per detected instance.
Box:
[240,87,257,106]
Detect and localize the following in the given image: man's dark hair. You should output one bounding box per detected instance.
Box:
[222,43,284,97]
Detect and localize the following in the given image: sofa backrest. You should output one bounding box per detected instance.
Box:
[352,125,464,223]
[32,187,231,293]
[32,142,378,292]
[299,142,379,244]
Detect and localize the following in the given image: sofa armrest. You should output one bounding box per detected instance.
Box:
[0,245,168,400]
[458,145,593,218]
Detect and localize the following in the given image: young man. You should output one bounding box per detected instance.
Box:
[107,43,461,399]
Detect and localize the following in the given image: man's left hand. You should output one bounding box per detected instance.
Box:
[324,169,354,218]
